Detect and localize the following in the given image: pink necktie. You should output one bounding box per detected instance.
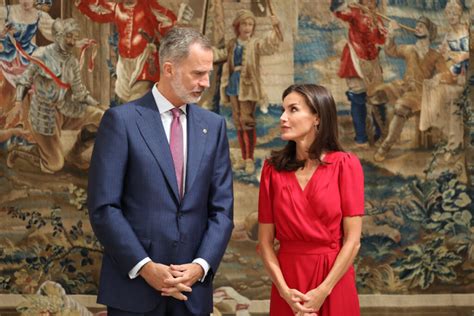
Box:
[170,108,184,198]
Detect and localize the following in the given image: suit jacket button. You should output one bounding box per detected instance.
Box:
[173,241,178,247]
[330,242,337,249]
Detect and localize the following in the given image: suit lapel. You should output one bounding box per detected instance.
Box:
[135,92,180,202]
[184,104,207,198]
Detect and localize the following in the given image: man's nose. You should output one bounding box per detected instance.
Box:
[200,74,210,88]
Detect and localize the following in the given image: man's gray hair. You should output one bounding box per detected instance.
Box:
[159,27,212,67]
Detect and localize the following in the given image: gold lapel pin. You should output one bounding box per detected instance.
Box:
[203,128,208,134]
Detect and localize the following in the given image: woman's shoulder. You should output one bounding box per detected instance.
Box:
[262,159,276,173]
[324,151,361,166]
[446,26,470,40]
[261,159,287,177]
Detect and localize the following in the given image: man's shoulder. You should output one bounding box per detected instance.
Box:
[188,104,224,124]
[32,44,53,59]
[112,92,155,114]
[103,101,142,122]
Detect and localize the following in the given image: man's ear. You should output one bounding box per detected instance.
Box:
[162,61,173,77]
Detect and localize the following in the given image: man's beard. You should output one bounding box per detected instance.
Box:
[170,73,204,104]
[415,34,428,40]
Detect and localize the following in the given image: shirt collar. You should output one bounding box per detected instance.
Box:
[152,84,187,115]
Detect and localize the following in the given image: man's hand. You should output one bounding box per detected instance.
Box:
[389,20,400,32]
[163,263,204,290]
[139,261,192,301]
[270,15,280,28]
[269,14,283,41]
[139,261,174,290]
[177,3,194,25]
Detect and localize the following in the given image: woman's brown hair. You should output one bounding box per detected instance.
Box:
[268,84,344,171]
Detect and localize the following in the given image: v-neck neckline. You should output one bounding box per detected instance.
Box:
[292,165,319,193]
[291,153,329,193]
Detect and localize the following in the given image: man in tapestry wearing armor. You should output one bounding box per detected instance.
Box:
[7,18,103,174]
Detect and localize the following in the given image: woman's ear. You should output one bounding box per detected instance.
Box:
[314,116,320,127]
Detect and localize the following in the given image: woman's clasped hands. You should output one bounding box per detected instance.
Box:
[282,285,330,316]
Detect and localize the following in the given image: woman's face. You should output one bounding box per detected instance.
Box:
[280,92,319,142]
[19,0,35,11]
[238,18,255,40]
[445,6,462,26]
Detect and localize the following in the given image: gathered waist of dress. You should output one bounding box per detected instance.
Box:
[278,240,340,255]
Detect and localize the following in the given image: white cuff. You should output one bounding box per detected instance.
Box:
[192,258,210,282]
[129,257,152,279]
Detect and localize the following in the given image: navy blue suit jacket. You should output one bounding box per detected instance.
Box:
[87,91,234,314]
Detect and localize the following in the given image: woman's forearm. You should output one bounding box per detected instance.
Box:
[318,240,360,293]
[259,244,290,296]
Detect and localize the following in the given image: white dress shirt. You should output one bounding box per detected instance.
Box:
[128,85,210,281]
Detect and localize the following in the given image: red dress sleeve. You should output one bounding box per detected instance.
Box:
[338,153,365,217]
[258,160,274,223]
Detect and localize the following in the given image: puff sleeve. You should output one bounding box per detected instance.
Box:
[258,160,275,223]
[339,153,365,217]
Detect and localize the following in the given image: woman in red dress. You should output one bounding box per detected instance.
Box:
[258,84,364,316]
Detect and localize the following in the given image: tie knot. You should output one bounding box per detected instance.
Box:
[171,108,181,118]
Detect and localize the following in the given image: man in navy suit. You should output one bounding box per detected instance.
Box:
[87,27,234,315]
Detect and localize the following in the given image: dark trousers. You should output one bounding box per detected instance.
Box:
[347,91,385,143]
[348,91,369,144]
[107,298,210,316]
